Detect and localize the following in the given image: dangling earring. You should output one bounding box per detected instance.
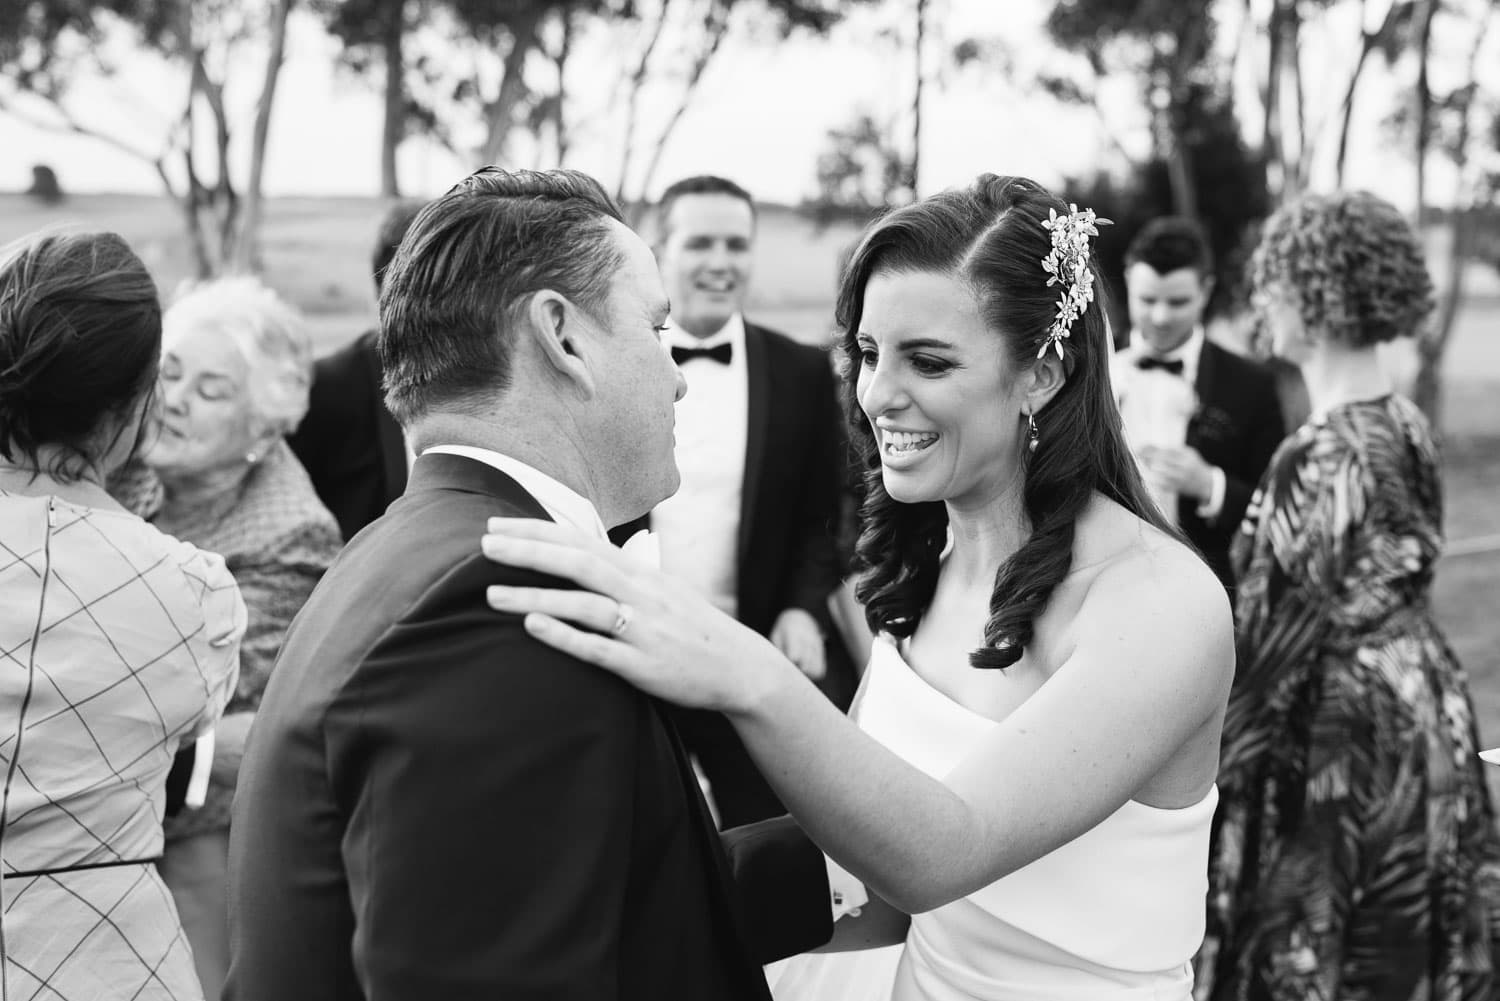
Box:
[245,451,259,465]
[1026,412,1040,454]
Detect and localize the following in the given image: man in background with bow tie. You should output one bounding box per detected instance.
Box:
[621,174,847,828]
[1111,217,1285,593]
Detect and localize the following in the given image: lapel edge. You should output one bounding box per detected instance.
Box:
[739,323,769,569]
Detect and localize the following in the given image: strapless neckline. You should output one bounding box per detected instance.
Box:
[769,635,1217,1001]
[878,636,1215,815]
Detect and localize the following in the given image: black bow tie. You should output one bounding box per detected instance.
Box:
[1136,355,1185,376]
[671,342,733,366]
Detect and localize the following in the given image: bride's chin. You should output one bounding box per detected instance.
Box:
[881,474,935,505]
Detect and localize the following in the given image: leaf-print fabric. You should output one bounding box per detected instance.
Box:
[1197,395,1500,1001]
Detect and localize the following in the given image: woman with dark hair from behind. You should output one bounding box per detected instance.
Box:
[1196,191,1500,1001]
[0,231,242,1000]
[479,175,1235,1000]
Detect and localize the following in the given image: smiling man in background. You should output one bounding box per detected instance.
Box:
[617,174,847,828]
[1111,216,1284,593]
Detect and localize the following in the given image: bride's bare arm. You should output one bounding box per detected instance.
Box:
[480,519,1232,914]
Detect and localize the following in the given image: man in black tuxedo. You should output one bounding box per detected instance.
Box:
[615,176,847,828]
[287,200,424,541]
[227,168,829,1001]
[1111,217,1285,592]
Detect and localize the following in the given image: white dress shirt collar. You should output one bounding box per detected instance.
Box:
[664,312,745,354]
[1127,325,1206,385]
[420,444,608,540]
[653,312,747,619]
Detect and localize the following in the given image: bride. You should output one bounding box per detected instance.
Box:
[480,174,1234,1001]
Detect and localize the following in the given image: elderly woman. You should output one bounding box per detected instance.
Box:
[1196,191,1500,1000]
[126,276,341,997]
[0,230,242,1000]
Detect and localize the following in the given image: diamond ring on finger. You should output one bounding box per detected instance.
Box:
[610,603,634,638]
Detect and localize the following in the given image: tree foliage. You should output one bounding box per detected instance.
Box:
[1,0,297,275]
[1044,0,1219,215]
[803,111,911,228]
[1064,85,1270,334]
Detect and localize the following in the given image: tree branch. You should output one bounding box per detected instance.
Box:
[233,0,295,273]
[477,10,545,166]
[632,0,731,221]
[0,91,169,170]
[616,0,676,202]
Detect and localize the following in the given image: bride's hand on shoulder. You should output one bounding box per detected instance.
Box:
[479,517,796,715]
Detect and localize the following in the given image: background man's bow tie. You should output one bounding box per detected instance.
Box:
[1136,355,1185,376]
[671,342,733,365]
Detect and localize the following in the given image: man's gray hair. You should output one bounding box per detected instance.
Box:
[164,276,313,435]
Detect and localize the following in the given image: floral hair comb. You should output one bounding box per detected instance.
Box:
[1038,204,1110,360]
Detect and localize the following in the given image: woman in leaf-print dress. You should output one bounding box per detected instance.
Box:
[1195,190,1500,1001]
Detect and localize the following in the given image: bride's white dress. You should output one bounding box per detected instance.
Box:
[766,635,1217,1001]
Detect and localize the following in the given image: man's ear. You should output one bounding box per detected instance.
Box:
[523,289,595,400]
[1025,352,1067,415]
[1200,273,1216,303]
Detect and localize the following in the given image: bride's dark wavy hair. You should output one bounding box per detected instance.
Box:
[838,174,1175,669]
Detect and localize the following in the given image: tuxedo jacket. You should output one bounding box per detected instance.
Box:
[616,321,845,634]
[287,330,406,543]
[1178,339,1285,590]
[225,454,830,1001]
[613,321,849,826]
[661,322,844,626]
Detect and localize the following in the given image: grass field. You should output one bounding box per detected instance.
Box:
[4,192,1499,777]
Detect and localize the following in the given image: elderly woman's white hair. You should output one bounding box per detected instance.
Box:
[163,276,313,435]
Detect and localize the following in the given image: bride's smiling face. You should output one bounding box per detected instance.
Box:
[855,269,1029,510]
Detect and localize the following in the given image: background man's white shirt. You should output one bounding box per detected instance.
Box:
[1111,328,1226,524]
[654,314,748,618]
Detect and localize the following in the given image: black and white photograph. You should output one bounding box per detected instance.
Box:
[3,1,1500,998]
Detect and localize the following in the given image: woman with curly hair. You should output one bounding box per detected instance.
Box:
[1196,191,1500,1000]
[478,174,1235,1000]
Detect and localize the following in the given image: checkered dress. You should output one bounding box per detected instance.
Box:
[0,495,242,1000]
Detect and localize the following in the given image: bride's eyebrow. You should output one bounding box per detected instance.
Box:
[896,337,955,351]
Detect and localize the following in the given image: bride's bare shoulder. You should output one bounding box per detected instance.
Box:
[1071,495,1232,651]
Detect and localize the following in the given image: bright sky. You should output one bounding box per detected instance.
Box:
[0,0,1481,206]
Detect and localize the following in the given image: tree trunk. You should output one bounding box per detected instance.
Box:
[180,140,214,279]
[911,0,924,196]
[232,0,294,274]
[1288,4,1308,192]
[1226,0,1255,94]
[172,0,213,278]
[554,8,572,166]
[1412,212,1459,421]
[1334,42,1373,186]
[630,0,731,225]
[189,52,238,271]
[1333,0,1402,186]
[380,0,404,197]
[1410,1,1492,426]
[1262,0,1285,198]
[1165,106,1197,217]
[477,11,544,167]
[1161,16,1205,217]
[616,0,675,203]
[1412,0,1434,228]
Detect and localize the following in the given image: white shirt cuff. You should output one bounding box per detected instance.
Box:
[184,731,215,809]
[1195,466,1227,522]
[826,855,869,922]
